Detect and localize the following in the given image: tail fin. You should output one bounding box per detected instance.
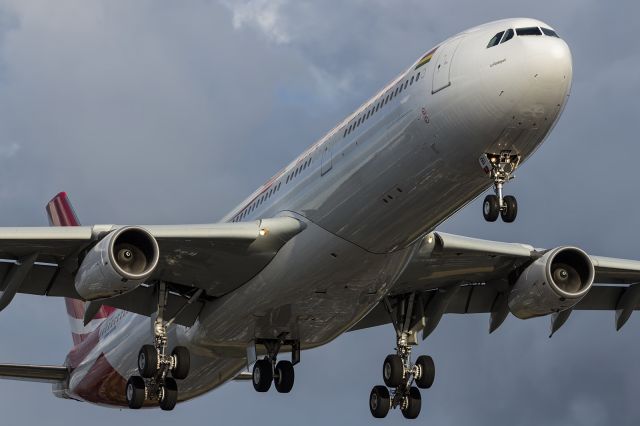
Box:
[45,192,80,227]
[46,192,114,346]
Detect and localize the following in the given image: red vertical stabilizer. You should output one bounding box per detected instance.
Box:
[46,192,114,346]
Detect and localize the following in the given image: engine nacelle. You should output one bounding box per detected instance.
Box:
[508,247,595,319]
[75,226,160,300]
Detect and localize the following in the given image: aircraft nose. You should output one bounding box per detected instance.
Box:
[516,36,573,126]
[527,36,572,94]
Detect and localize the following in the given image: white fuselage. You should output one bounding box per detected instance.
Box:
[59,18,573,406]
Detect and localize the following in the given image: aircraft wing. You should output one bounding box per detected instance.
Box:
[0,363,68,383]
[352,232,640,337]
[0,217,305,326]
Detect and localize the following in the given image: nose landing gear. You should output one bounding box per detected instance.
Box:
[480,151,520,223]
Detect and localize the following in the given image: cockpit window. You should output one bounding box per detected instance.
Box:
[516,27,542,36]
[541,27,559,38]
[487,31,505,48]
[500,29,514,44]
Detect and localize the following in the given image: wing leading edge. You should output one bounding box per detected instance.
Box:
[353,232,640,338]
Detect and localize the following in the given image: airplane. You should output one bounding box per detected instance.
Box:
[0,17,638,420]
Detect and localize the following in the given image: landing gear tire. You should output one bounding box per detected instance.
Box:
[126,376,146,409]
[369,385,391,419]
[138,345,158,379]
[414,355,435,389]
[383,354,404,387]
[159,377,178,411]
[171,346,190,380]
[274,360,295,393]
[401,387,422,419]
[253,358,273,392]
[501,195,518,223]
[483,195,500,222]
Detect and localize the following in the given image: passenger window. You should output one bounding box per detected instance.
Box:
[394,87,399,96]
[416,72,420,80]
[487,31,505,48]
[404,81,408,89]
[541,28,559,38]
[516,27,542,36]
[501,29,514,43]
[366,111,370,119]
[343,129,347,137]
[410,76,414,84]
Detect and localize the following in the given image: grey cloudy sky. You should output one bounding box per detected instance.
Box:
[0,0,639,425]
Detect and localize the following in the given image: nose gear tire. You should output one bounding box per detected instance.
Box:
[483,195,500,222]
[501,195,518,223]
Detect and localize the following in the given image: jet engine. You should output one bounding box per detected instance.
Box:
[74,226,160,300]
[508,247,594,319]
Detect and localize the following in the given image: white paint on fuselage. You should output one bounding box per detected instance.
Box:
[63,18,573,406]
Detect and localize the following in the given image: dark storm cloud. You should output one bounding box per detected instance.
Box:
[0,1,639,425]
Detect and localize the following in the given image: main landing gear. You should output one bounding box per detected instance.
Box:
[251,336,300,394]
[369,295,435,419]
[126,282,191,411]
[479,151,521,223]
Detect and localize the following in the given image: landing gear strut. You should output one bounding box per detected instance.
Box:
[480,151,520,223]
[126,282,192,410]
[369,294,435,419]
[252,335,299,394]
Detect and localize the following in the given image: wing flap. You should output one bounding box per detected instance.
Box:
[351,284,639,333]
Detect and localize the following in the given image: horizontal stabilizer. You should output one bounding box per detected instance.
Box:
[0,363,68,383]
